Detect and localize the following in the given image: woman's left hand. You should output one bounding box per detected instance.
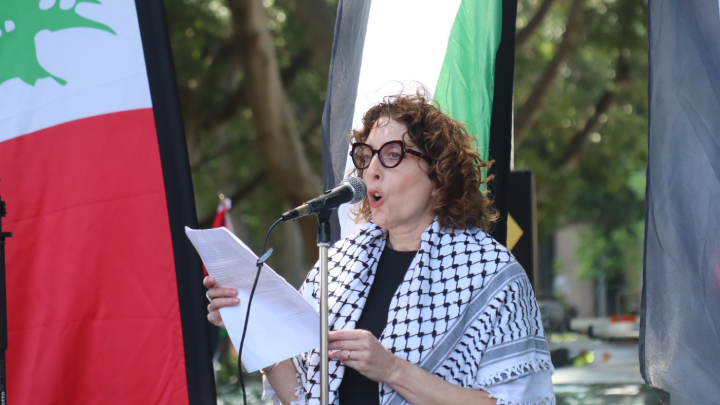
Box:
[328,330,402,383]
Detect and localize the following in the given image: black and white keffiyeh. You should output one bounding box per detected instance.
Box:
[266,219,554,405]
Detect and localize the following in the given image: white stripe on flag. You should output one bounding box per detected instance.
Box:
[338,0,462,239]
[0,0,152,142]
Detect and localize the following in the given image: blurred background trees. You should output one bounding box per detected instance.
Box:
[163,0,336,286]
[163,0,648,309]
[514,0,648,311]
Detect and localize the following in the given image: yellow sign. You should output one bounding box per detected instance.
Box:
[507,214,523,251]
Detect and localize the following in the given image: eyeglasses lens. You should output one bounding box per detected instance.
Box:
[352,145,373,169]
[352,142,405,169]
[379,143,403,167]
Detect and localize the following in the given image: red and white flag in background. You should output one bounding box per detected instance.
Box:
[0,1,214,403]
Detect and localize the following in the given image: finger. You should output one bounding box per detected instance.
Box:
[335,350,368,360]
[207,287,238,300]
[328,339,363,351]
[328,329,365,342]
[209,297,241,311]
[339,359,366,374]
[329,349,364,361]
[207,311,224,327]
[209,317,226,329]
[203,276,216,288]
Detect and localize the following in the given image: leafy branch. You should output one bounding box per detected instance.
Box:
[551,55,631,169]
[514,0,585,147]
[515,0,559,51]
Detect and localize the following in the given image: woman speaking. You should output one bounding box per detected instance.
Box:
[205,91,555,405]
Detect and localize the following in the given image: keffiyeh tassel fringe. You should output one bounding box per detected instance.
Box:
[491,396,556,405]
[290,379,305,405]
[262,372,306,405]
[478,358,554,387]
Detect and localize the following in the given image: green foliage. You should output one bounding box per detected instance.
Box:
[515,0,648,282]
[576,220,644,279]
[166,0,650,285]
[164,0,326,239]
[215,347,268,404]
[0,0,115,86]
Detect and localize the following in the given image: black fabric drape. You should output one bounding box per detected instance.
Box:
[136,1,217,403]
[320,0,374,243]
[641,2,720,402]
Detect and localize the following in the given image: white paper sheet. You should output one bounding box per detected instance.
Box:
[185,227,319,372]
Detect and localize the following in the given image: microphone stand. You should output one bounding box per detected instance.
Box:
[316,210,332,405]
[0,196,11,404]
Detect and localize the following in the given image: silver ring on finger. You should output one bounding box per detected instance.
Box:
[206,291,213,303]
[347,350,352,360]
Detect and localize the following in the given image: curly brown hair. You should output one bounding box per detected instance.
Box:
[349,89,498,232]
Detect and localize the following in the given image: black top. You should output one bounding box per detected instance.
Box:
[338,246,417,405]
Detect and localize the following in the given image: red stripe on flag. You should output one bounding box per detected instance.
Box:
[0,109,189,404]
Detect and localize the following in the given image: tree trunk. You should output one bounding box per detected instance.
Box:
[227,0,323,264]
[514,0,585,147]
[269,202,307,288]
[292,0,336,80]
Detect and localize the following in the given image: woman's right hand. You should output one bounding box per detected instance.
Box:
[204,275,240,328]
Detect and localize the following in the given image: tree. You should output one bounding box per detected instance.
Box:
[514,0,649,289]
[163,0,337,282]
[163,0,649,296]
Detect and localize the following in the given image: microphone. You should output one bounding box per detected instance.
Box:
[281,177,366,222]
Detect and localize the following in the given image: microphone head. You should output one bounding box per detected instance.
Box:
[341,176,367,204]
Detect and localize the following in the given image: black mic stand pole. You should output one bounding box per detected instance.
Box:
[316,210,332,405]
[0,195,12,405]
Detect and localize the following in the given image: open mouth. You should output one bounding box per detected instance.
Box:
[369,190,383,203]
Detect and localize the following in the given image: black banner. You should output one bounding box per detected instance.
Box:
[136,1,217,403]
[508,170,537,289]
[487,0,518,247]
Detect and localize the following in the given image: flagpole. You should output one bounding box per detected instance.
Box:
[0,196,12,405]
[317,210,332,405]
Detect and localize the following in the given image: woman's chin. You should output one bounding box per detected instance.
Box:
[370,210,388,228]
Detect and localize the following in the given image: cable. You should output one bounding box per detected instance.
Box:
[237,217,282,405]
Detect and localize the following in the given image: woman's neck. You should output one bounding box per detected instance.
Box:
[386,215,434,252]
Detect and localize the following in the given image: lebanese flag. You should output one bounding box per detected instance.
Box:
[321,0,515,242]
[204,198,234,276]
[0,1,214,404]
[211,198,235,233]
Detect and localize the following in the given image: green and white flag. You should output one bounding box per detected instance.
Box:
[321,0,507,239]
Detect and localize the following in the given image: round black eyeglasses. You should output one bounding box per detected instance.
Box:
[350,140,429,170]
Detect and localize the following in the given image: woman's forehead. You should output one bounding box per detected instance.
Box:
[367,117,407,145]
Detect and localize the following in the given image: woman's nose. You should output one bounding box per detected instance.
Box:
[365,153,383,180]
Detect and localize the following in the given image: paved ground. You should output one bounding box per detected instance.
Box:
[550,339,643,384]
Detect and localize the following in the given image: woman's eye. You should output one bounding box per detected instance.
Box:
[389,152,401,159]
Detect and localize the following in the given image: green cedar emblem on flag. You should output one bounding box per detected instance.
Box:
[0,0,115,86]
